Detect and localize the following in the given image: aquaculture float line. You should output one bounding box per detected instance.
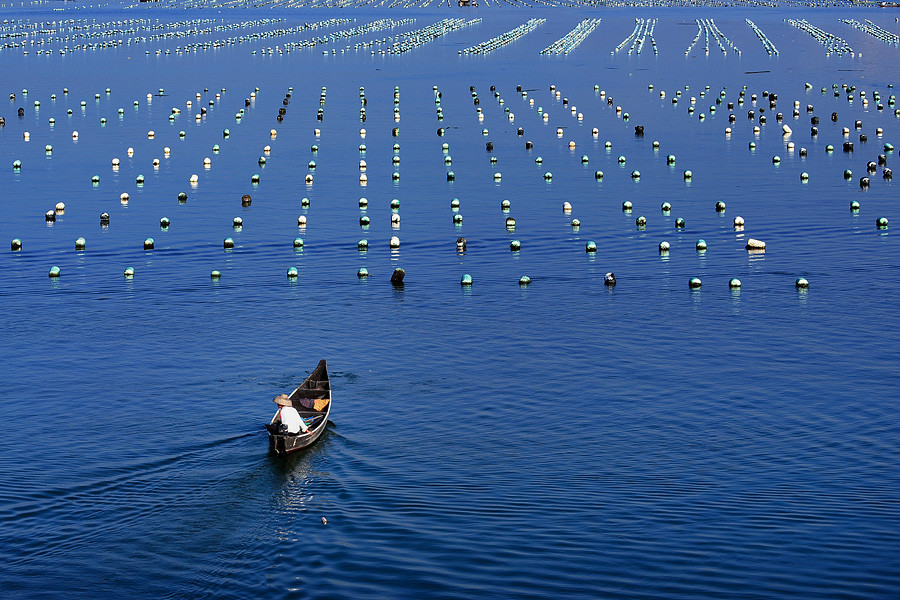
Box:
[460,18,545,55]
[540,18,600,55]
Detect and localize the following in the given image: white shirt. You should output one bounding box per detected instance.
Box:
[279,406,308,434]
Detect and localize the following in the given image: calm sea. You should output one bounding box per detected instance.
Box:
[1,5,898,599]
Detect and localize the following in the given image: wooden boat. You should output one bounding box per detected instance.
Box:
[266,359,331,455]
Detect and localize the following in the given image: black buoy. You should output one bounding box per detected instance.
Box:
[241,194,252,206]
[811,116,819,125]
[831,112,839,122]
[843,142,854,152]
[437,128,444,136]
[604,272,616,286]
[525,141,533,150]
[18,107,25,117]
[486,142,493,152]
[456,237,467,251]
[100,212,110,225]
[634,125,644,136]
[517,128,524,136]
[391,268,405,286]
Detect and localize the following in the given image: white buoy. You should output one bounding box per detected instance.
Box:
[389,236,400,248]
[190,174,199,183]
[745,238,766,250]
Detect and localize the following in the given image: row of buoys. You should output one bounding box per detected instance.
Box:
[385,18,480,54]
[540,18,601,55]
[840,18,898,47]
[614,17,658,55]
[685,18,740,56]
[786,18,853,55]
[746,19,778,55]
[33,259,814,292]
[460,18,545,55]
[5,15,302,55]
[255,18,413,55]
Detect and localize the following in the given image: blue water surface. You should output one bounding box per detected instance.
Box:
[0,5,898,599]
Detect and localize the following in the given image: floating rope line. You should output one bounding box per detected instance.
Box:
[746,19,778,55]
[840,18,898,47]
[786,18,853,55]
[613,18,658,55]
[385,18,480,54]
[460,18,545,55]
[540,18,601,55]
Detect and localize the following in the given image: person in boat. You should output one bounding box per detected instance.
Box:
[274,395,309,435]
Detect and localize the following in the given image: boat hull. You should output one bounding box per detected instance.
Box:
[267,426,326,454]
